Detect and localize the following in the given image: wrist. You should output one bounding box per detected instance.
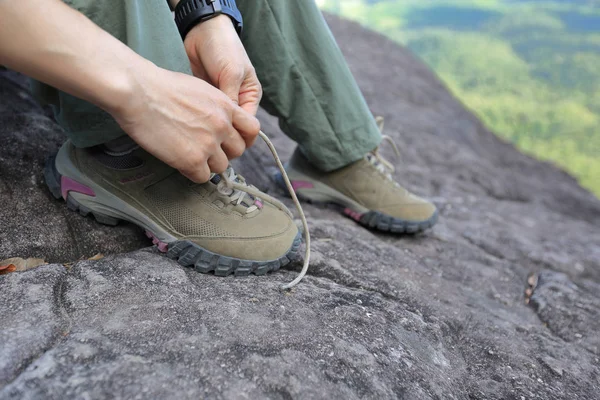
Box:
[99,55,155,121]
[184,14,234,46]
[174,0,243,39]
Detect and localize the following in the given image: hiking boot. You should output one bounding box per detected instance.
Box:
[44,140,300,276]
[279,140,438,234]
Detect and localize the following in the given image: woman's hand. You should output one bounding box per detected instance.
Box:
[184,15,262,147]
[111,65,260,183]
[0,0,260,183]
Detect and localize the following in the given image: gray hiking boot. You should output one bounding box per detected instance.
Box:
[279,142,438,234]
[44,140,300,276]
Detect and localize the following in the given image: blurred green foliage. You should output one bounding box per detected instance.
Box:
[320,0,600,198]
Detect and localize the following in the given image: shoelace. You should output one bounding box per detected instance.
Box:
[368,116,401,181]
[216,167,260,213]
[219,131,310,291]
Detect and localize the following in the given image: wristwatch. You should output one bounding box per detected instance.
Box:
[173,0,243,39]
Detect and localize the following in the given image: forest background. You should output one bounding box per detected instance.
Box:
[319,0,600,197]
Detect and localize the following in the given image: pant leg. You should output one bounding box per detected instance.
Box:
[237,0,381,172]
[31,0,191,148]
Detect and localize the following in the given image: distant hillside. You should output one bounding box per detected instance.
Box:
[320,0,600,198]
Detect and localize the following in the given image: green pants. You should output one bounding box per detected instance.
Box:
[32,0,381,171]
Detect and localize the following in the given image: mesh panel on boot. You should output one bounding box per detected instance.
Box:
[145,186,232,237]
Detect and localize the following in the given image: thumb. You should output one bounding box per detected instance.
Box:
[218,70,243,106]
[232,105,260,148]
[190,62,210,83]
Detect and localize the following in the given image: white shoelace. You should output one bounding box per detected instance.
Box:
[216,167,259,213]
[368,137,401,179]
[368,116,401,182]
[219,131,310,291]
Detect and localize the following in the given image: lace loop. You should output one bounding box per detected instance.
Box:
[217,167,259,213]
[372,135,400,174]
[369,117,401,179]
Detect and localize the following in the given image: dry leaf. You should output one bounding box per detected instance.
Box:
[0,264,17,274]
[0,257,47,274]
[88,254,105,261]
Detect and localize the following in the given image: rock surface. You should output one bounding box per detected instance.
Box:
[1,15,599,400]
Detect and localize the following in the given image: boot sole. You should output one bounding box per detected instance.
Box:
[275,172,438,234]
[45,154,301,277]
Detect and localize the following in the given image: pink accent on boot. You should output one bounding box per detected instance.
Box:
[291,180,315,191]
[344,208,364,222]
[61,176,96,200]
[145,230,169,253]
[254,199,264,209]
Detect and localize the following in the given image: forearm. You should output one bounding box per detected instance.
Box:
[0,0,151,115]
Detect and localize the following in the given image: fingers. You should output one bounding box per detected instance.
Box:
[178,144,231,183]
[221,126,246,160]
[180,149,229,183]
[220,68,244,106]
[220,68,262,118]
[180,162,211,184]
[231,106,260,148]
[238,73,262,117]
[207,148,229,175]
[239,97,261,118]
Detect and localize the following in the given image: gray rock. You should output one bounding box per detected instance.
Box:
[0,69,147,263]
[530,271,600,355]
[0,264,68,386]
[1,15,599,400]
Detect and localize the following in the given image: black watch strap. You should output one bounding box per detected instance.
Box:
[174,0,243,39]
